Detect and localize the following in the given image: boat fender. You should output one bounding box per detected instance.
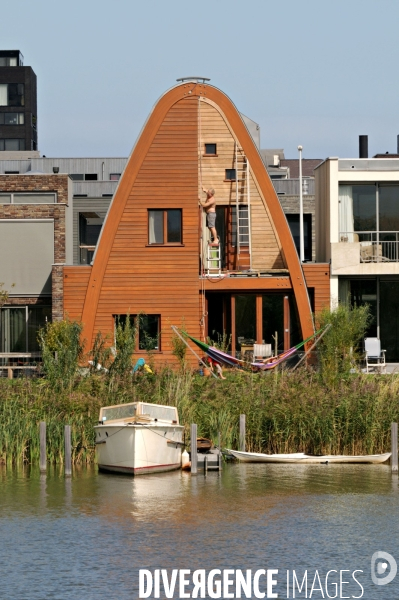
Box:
[181,449,190,469]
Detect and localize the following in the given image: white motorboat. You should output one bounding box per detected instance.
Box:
[95,401,184,475]
[226,449,392,464]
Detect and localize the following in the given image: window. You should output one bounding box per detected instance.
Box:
[204,143,217,155]
[114,314,161,351]
[0,57,19,67]
[79,212,104,264]
[0,305,51,353]
[0,138,25,151]
[148,209,182,244]
[70,173,98,181]
[225,169,236,181]
[0,192,56,204]
[110,173,121,181]
[286,214,312,261]
[0,113,24,125]
[0,84,24,107]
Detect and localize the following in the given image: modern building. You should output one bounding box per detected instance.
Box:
[0,174,72,355]
[59,80,329,367]
[0,50,37,152]
[315,137,399,361]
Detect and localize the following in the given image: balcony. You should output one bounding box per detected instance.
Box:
[339,232,399,263]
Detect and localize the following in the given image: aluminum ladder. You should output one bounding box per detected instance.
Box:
[205,241,221,276]
[235,142,252,270]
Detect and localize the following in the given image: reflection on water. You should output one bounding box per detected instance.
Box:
[1,463,399,599]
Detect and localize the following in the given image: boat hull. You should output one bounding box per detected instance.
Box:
[227,449,392,464]
[95,424,184,475]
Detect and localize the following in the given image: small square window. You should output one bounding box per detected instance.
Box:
[113,314,161,352]
[205,143,217,155]
[110,173,121,181]
[225,169,236,181]
[148,209,182,245]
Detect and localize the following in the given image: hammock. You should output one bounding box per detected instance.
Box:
[182,327,326,371]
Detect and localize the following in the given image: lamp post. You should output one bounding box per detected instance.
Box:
[298,145,304,263]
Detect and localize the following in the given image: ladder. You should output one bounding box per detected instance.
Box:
[235,142,252,270]
[205,240,221,276]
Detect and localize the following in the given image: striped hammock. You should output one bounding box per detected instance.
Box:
[183,328,325,371]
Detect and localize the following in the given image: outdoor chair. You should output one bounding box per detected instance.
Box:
[253,343,272,361]
[364,337,386,374]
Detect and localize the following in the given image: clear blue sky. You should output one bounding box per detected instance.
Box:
[2,0,399,159]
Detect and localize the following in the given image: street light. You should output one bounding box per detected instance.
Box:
[298,145,304,262]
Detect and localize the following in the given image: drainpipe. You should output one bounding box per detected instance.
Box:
[298,145,304,263]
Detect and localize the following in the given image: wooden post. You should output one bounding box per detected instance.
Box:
[39,421,46,473]
[218,431,222,470]
[392,423,398,473]
[284,296,290,351]
[256,295,262,344]
[191,423,197,475]
[231,295,236,357]
[64,425,72,477]
[239,414,246,452]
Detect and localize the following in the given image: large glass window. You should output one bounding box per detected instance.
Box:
[0,305,51,353]
[0,138,25,151]
[148,209,182,245]
[235,295,256,350]
[0,113,24,125]
[379,185,399,232]
[0,84,24,107]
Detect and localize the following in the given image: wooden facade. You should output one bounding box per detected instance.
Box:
[63,82,328,366]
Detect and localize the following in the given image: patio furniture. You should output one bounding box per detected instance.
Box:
[253,343,272,360]
[364,338,386,373]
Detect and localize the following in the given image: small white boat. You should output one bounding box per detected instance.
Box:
[95,401,184,475]
[226,449,392,464]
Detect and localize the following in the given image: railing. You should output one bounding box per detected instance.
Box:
[339,231,399,262]
[272,178,315,196]
[80,245,96,264]
[0,352,41,379]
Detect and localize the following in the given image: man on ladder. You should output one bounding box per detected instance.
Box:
[199,187,219,246]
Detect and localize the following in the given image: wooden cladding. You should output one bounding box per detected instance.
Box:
[64,83,316,365]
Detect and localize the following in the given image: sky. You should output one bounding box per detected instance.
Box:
[2,0,399,159]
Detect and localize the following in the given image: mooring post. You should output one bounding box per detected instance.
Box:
[391,423,398,473]
[204,455,208,476]
[39,421,46,473]
[64,425,72,477]
[190,423,197,475]
[218,431,222,471]
[239,414,246,452]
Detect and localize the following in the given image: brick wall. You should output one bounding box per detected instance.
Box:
[0,174,69,314]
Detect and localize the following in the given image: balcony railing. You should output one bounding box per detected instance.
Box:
[339,231,399,262]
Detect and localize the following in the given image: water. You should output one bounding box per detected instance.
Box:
[1,463,399,599]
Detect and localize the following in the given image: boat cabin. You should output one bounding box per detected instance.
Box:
[99,402,179,425]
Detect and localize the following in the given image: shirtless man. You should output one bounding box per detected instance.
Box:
[199,187,219,246]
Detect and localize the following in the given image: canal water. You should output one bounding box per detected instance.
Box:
[1,463,399,599]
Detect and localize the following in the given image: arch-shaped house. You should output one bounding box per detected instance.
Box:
[63,81,328,365]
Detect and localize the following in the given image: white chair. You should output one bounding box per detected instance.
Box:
[364,338,386,374]
[253,343,272,361]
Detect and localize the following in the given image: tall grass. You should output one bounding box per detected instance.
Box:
[1,368,399,465]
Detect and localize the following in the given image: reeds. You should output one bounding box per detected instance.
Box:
[1,368,399,465]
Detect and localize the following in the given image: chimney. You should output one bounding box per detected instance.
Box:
[359,135,368,158]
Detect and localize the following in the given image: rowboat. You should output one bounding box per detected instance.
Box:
[226,449,392,464]
[95,401,184,475]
